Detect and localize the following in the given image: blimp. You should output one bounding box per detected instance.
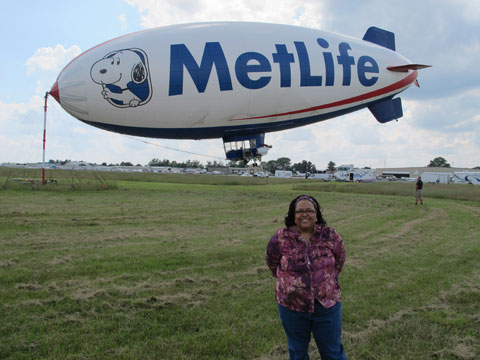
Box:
[50,22,429,163]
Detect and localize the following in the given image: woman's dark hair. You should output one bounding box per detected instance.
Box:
[284,194,326,227]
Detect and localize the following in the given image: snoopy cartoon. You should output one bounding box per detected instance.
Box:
[90,49,152,108]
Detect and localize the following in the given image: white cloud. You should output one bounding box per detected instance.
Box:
[0,96,46,163]
[24,44,83,98]
[405,88,480,134]
[26,44,81,75]
[125,0,326,28]
[0,96,43,122]
[447,0,480,22]
[119,14,128,30]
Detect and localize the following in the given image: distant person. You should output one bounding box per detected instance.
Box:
[415,176,424,205]
[266,195,348,360]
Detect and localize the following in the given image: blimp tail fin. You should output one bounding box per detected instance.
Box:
[363,27,396,51]
[368,97,403,123]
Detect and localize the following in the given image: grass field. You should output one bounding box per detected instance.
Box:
[0,170,479,359]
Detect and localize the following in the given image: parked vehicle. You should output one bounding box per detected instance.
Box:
[421,172,452,184]
[308,173,334,180]
[334,166,376,182]
[275,170,292,178]
[453,172,480,185]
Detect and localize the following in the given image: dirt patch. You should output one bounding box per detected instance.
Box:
[345,308,415,341]
[453,342,475,359]
[70,288,107,301]
[0,258,20,267]
[432,338,477,359]
[48,256,74,265]
[358,207,449,260]
[15,283,42,291]
[395,208,447,237]
[217,239,243,247]
[345,271,480,354]
[346,256,366,270]
[139,288,208,308]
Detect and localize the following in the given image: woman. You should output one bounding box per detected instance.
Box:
[266,195,348,360]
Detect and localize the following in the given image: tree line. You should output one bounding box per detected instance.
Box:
[46,157,479,171]
[263,158,336,174]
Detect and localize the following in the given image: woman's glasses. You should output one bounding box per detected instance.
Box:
[295,209,316,215]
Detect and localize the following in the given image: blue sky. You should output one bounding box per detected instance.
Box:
[1,0,479,169]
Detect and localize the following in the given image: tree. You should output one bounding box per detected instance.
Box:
[427,157,451,168]
[226,160,241,167]
[292,160,316,174]
[148,158,163,166]
[275,157,292,170]
[327,161,336,173]
[206,160,225,167]
[264,160,277,173]
[185,159,203,168]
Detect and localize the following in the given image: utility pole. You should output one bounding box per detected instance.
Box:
[42,92,48,184]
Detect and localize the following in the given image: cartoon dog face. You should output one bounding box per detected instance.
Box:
[90,49,152,108]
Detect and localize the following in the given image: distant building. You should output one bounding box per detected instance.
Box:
[375,167,471,179]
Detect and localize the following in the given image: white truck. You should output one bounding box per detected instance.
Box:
[453,172,480,185]
[275,170,293,178]
[308,173,334,180]
[334,166,376,182]
[421,172,452,184]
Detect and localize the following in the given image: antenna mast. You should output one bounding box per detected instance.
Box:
[42,92,49,184]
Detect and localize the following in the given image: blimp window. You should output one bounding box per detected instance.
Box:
[224,140,246,152]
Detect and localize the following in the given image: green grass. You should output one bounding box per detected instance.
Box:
[294,181,480,201]
[0,172,479,359]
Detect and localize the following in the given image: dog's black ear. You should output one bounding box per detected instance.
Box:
[132,61,147,83]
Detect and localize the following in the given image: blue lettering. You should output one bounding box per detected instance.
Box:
[235,52,272,89]
[317,38,334,86]
[168,40,380,95]
[169,42,233,96]
[357,55,379,86]
[272,44,295,87]
[294,41,322,86]
[337,42,355,86]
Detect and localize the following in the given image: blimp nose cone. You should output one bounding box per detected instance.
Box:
[49,77,89,119]
[50,81,60,103]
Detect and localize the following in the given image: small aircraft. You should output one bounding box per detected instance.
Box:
[50,22,430,163]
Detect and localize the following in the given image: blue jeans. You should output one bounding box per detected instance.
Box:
[278,302,348,360]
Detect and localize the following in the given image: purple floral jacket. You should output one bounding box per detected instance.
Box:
[266,224,346,313]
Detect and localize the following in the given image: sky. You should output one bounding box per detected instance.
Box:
[1,0,479,169]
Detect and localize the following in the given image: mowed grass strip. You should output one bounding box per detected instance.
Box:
[0,179,479,359]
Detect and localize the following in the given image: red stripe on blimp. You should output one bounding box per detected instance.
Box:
[232,70,418,121]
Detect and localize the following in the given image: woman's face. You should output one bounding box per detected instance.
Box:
[294,199,317,232]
